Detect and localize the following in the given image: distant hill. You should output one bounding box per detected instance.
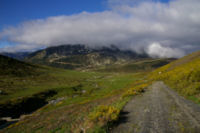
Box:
[1,52,30,60]
[25,44,148,69]
[96,58,174,73]
[150,51,200,101]
[0,54,40,76]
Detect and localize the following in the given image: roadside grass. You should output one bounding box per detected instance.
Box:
[84,79,151,133]
[188,96,200,105]
[149,51,200,104]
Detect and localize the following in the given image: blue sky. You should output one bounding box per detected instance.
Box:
[0,0,169,31]
[0,0,107,31]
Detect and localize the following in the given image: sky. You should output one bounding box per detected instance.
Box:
[0,0,200,58]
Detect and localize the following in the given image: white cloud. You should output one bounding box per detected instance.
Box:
[146,42,185,58]
[0,0,200,57]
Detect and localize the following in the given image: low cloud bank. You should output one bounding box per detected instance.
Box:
[146,43,185,58]
[1,0,200,58]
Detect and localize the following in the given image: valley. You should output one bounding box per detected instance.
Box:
[0,51,163,132]
[1,0,200,132]
[0,45,200,133]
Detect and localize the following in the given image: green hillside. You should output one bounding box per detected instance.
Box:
[0,54,39,76]
[150,51,200,103]
[96,58,174,73]
[0,54,170,132]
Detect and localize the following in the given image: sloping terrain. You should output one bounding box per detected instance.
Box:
[0,55,171,132]
[2,50,200,133]
[0,54,39,76]
[150,51,200,103]
[26,44,148,69]
[96,58,174,73]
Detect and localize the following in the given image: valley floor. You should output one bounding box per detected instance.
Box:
[111,81,200,133]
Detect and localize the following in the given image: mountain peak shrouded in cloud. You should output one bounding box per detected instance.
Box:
[0,0,200,58]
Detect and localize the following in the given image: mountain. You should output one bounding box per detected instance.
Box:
[150,51,200,101]
[25,44,148,69]
[1,52,30,60]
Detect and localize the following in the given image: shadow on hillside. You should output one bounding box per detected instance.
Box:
[0,90,57,119]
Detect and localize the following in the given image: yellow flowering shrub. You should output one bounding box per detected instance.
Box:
[88,105,120,125]
[122,83,149,98]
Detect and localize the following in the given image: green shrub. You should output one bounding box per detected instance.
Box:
[88,105,120,125]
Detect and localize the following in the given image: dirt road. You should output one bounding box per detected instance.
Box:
[111,81,200,133]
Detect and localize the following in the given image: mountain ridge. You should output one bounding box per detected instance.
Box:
[25,44,149,69]
[1,52,30,60]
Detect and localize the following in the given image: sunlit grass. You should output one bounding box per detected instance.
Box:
[149,51,200,101]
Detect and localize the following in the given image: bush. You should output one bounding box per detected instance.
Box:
[121,83,148,98]
[121,89,138,98]
[88,105,120,125]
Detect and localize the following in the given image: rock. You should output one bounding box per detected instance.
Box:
[72,95,78,98]
[82,90,86,93]
[48,97,65,105]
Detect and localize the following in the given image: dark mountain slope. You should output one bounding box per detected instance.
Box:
[26,44,148,69]
[0,54,40,76]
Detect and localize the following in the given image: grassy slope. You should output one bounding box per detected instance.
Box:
[5,73,144,133]
[95,58,174,73]
[0,54,39,76]
[1,70,143,132]
[0,56,171,132]
[150,51,200,103]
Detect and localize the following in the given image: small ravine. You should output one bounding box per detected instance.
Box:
[0,90,57,129]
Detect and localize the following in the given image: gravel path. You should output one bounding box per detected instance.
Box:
[111,81,200,133]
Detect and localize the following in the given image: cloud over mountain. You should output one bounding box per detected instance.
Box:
[1,0,200,58]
